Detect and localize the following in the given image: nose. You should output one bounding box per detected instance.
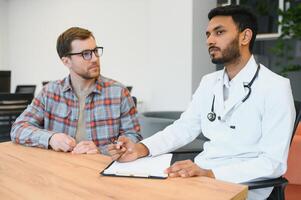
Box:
[206,34,215,47]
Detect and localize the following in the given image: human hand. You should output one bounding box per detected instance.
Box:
[165,160,215,178]
[49,133,76,152]
[71,141,99,154]
[107,136,149,162]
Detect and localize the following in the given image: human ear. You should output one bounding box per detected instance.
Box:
[240,29,253,46]
[61,57,72,69]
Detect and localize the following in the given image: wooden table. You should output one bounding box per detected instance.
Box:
[0,142,248,200]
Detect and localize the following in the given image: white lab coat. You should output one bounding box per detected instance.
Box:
[142,56,296,200]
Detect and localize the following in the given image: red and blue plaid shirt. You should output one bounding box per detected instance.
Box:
[11,75,142,153]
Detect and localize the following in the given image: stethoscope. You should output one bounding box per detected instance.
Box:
[207,63,260,122]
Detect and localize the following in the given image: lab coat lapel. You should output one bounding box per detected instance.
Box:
[212,71,224,115]
[219,56,258,119]
[220,83,245,118]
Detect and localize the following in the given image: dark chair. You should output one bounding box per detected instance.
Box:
[132,96,137,107]
[0,93,33,142]
[42,81,49,86]
[244,100,301,200]
[15,85,36,94]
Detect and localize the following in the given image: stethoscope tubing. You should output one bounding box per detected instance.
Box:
[207,63,260,122]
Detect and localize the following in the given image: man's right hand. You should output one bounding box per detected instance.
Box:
[49,133,76,152]
[107,136,149,162]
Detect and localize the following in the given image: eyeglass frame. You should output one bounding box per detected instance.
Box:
[65,46,104,60]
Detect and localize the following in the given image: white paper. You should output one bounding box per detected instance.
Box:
[103,154,172,178]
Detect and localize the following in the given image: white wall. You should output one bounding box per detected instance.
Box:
[0,0,8,69]
[143,0,193,111]
[4,0,215,111]
[192,0,216,93]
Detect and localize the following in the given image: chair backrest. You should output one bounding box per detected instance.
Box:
[42,81,49,86]
[290,100,301,145]
[15,85,36,94]
[132,96,137,107]
[0,93,33,142]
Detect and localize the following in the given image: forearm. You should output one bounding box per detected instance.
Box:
[211,156,284,183]
[11,122,55,148]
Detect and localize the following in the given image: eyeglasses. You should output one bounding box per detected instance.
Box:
[65,47,104,60]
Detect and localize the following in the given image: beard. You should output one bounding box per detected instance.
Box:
[209,37,241,65]
[74,63,100,80]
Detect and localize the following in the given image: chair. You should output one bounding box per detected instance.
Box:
[244,100,301,200]
[42,81,49,86]
[0,93,33,142]
[284,122,301,200]
[15,85,36,94]
[132,96,137,107]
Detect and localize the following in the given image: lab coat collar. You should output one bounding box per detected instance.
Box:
[214,55,258,119]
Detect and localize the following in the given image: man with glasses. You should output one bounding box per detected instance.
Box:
[11,27,142,154]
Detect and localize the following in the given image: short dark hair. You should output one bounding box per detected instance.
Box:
[56,27,95,58]
[208,5,257,52]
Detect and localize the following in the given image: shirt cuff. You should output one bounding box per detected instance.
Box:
[140,138,156,157]
[37,130,54,149]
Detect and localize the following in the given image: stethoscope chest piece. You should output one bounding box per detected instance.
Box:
[207,112,216,122]
[207,63,260,122]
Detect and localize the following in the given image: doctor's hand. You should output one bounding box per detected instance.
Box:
[49,133,76,152]
[165,160,215,178]
[107,136,149,162]
[71,141,99,154]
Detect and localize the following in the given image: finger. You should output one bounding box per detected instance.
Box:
[60,142,73,152]
[86,148,99,154]
[165,161,191,174]
[66,135,76,147]
[107,144,116,151]
[107,143,123,151]
[72,144,89,154]
[168,172,181,178]
[112,153,123,161]
[115,142,124,150]
[117,136,130,147]
[178,169,189,178]
[108,149,124,156]
[64,138,76,149]
[165,164,183,174]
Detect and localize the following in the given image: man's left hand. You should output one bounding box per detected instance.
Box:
[72,141,99,154]
[165,160,215,178]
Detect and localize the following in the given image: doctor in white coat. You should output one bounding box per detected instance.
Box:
[108,5,296,200]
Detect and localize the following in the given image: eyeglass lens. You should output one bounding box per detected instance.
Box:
[82,47,102,60]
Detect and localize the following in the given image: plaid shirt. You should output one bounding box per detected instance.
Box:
[11,75,142,153]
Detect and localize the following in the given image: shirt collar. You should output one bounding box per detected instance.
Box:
[219,55,258,88]
[61,75,103,94]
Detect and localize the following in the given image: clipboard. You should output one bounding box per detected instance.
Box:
[100,154,172,179]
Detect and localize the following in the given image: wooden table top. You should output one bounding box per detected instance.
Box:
[0,142,248,200]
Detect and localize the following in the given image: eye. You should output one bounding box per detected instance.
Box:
[216,30,224,35]
[82,50,91,57]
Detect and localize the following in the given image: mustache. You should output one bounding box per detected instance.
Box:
[88,63,99,69]
[208,46,220,52]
